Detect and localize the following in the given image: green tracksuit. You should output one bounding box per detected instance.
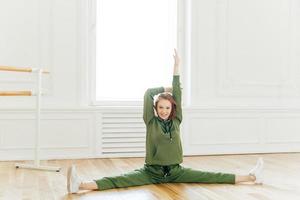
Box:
[95,76,235,190]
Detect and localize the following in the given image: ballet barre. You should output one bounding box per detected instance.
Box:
[0,66,60,172]
[0,65,49,74]
[0,91,32,96]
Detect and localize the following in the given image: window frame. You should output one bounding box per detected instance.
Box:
[85,0,190,107]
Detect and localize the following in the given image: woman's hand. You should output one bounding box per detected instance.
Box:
[164,87,172,93]
[173,48,180,75]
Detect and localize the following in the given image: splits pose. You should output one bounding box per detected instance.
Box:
[67,49,264,194]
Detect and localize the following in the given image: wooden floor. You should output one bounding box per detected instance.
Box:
[0,153,299,200]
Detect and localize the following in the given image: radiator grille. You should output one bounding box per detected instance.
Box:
[101,112,146,157]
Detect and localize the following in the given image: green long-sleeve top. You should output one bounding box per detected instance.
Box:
[143,75,183,166]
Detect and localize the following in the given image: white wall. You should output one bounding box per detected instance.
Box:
[0,0,300,161]
[0,0,80,109]
[182,0,300,155]
[190,0,300,107]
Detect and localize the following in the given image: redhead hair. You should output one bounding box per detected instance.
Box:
[153,92,177,120]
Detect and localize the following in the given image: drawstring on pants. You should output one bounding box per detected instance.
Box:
[161,166,171,178]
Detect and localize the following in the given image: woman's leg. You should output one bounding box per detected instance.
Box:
[94,167,157,190]
[79,181,98,190]
[170,165,236,184]
[67,165,159,193]
[235,175,256,183]
[172,167,257,184]
[170,158,264,185]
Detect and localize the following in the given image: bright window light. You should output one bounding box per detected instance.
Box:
[96,0,177,102]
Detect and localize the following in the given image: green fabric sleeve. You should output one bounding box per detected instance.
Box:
[172,75,182,122]
[143,87,165,124]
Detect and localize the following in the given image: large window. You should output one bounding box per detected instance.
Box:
[95,0,177,103]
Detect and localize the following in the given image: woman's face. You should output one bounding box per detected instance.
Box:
[156,99,172,120]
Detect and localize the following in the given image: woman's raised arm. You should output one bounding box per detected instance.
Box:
[172,49,182,122]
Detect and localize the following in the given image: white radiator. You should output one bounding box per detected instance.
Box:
[101,112,146,157]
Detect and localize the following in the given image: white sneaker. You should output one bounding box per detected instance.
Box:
[249,157,264,184]
[67,165,82,194]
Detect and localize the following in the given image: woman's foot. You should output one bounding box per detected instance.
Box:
[67,165,82,194]
[249,157,264,184]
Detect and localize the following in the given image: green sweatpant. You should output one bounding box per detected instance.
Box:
[95,164,235,190]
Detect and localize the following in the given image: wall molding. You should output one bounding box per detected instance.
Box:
[0,107,299,161]
[215,0,297,97]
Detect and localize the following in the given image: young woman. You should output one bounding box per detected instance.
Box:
[67,49,264,194]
